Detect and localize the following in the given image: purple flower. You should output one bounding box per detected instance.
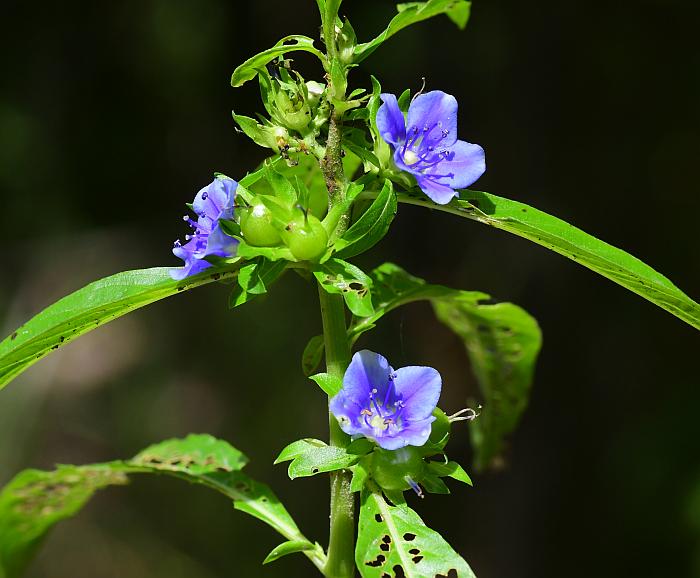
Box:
[330,350,441,450]
[376,90,485,205]
[171,177,238,280]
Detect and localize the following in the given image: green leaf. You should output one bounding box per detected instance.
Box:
[314,259,375,317]
[231,35,325,87]
[275,438,373,480]
[356,486,475,577]
[334,180,397,259]
[349,263,542,470]
[0,263,242,392]
[275,438,370,480]
[426,460,473,485]
[434,295,541,469]
[0,435,324,577]
[263,539,318,565]
[309,372,342,396]
[229,258,287,308]
[302,334,325,376]
[397,189,700,331]
[354,0,472,63]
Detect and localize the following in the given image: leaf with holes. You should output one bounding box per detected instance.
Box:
[0,263,242,392]
[0,434,324,577]
[354,0,471,63]
[275,438,373,480]
[231,35,325,87]
[313,259,375,317]
[356,487,475,577]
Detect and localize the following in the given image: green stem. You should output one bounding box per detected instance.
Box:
[318,286,355,578]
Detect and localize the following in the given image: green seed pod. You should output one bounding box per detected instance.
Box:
[369,447,426,491]
[283,213,328,261]
[240,202,282,247]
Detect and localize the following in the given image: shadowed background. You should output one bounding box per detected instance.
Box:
[1,0,699,576]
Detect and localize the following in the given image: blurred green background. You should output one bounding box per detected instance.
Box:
[1,0,699,576]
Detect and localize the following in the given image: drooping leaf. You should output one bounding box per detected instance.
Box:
[263,540,319,565]
[334,180,397,259]
[314,259,375,317]
[231,35,325,87]
[434,295,541,469]
[229,258,287,308]
[0,435,325,577]
[396,189,700,330]
[356,486,475,577]
[354,0,472,63]
[0,263,242,392]
[349,263,542,470]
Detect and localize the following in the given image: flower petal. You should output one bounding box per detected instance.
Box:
[376,94,406,146]
[392,365,441,421]
[415,175,458,205]
[375,417,436,450]
[205,224,239,258]
[193,177,237,219]
[431,139,486,190]
[343,350,392,401]
[406,91,458,148]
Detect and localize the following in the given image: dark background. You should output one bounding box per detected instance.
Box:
[1,1,699,576]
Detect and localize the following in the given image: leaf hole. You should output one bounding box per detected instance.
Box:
[381,535,391,544]
[411,555,423,564]
[402,532,416,541]
[374,513,383,523]
[408,548,420,555]
[311,468,319,474]
[365,554,386,567]
[393,565,406,577]
[380,543,390,552]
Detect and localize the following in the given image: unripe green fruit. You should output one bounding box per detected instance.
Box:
[240,203,282,247]
[370,448,425,491]
[283,213,328,261]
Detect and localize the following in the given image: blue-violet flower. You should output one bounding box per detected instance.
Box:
[330,350,441,450]
[170,177,238,280]
[376,90,485,205]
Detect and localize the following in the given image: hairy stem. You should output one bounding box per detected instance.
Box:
[318,287,355,578]
[321,111,350,234]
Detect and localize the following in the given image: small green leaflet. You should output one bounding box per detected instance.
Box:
[313,258,375,317]
[354,0,472,63]
[334,179,397,259]
[274,438,373,480]
[350,263,542,470]
[396,190,700,330]
[356,486,475,577]
[229,258,288,308]
[0,263,242,392]
[231,35,325,87]
[0,435,325,577]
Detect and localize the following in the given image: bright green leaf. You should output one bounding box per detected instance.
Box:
[314,259,375,317]
[231,36,325,88]
[354,0,472,63]
[309,372,342,396]
[334,180,397,259]
[263,539,318,565]
[229,258,287,308]
[0,264,242,392]
[396,189,700,331]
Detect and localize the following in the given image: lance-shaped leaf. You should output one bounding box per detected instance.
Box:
[349,263,542,470]
[274,438,373,480]
[231,36,325,88]
[0,263,242,392]
[395,190,700,330]
[356,486,475,577]
[354,0,471,63]
[334,179,397,259]
[0,435,324,577]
